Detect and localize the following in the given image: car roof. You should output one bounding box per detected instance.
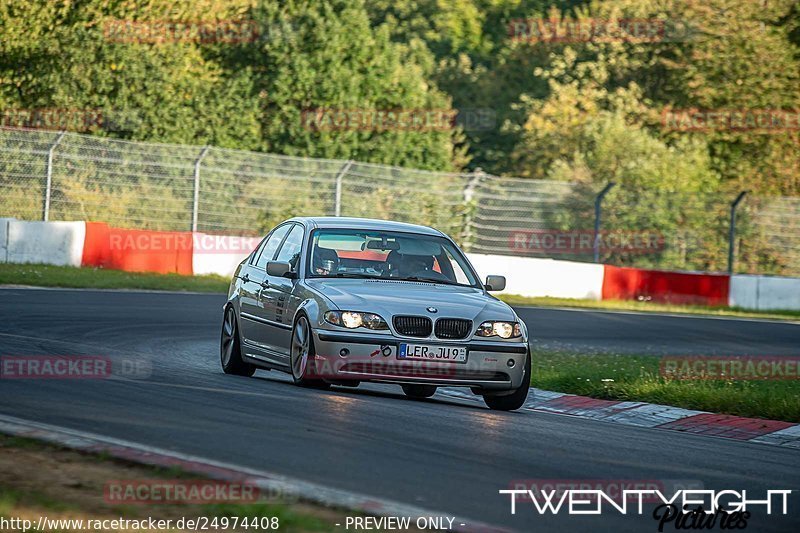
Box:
[288,217,445,237]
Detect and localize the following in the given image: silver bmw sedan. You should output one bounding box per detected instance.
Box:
[221,217,530,411]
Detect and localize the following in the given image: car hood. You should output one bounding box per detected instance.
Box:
[304,279,515,322]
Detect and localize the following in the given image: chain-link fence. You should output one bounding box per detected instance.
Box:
[1,126,798,276]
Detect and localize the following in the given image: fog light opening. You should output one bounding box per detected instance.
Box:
[339,348,350,357]
[507,359,515,368]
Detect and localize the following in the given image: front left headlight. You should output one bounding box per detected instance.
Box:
[324,311,388,330]
[476,321,522,339]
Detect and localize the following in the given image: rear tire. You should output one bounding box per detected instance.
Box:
[402,384,437,399]
[483,352,530,411]
[220,306,256,377]
[290,315,330,389]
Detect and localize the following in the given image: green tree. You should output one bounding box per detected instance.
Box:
[215,0,464,171]
[543,113,727,270]
[511,0,800,193]
[0,0,462,170]
[0,0,263,147]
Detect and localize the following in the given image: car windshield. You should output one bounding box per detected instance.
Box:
[307,229,480,287]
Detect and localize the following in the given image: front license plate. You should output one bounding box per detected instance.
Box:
[398,344,467,363]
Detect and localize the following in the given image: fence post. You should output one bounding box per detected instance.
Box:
[42,131,66,221]
[192,146,209,232]
[334,160,353,217]
[462,168,483,250]
[593,182,616,263]
[728,191,748,274]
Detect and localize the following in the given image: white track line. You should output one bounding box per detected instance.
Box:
[515,304,800,325]
[3,286,797,324]
[0,284,221,296]
[437,388,800,449]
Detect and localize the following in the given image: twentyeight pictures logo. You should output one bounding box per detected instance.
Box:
[500,487,792,531]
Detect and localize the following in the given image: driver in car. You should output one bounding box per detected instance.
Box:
[387,251,436,278]
[403,255,434,276]
[313,247,339,276]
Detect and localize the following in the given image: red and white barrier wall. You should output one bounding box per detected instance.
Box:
[81,222,194,275]
[466,254,604,301]
[191,233,262,277]
[1,219,799,311]
[729,275,800,311]
[601,265,730,306]
[1,219,85,266]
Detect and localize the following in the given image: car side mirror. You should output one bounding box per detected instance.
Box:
[485,275,506,292]
[267,261,295,278]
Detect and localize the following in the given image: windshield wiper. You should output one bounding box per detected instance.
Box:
[329,272,378,279]
[396,276,461,286]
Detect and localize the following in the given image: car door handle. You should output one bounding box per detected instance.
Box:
[241,273,250,283]
[260,280,270,289]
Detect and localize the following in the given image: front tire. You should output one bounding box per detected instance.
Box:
[483,352,530,411]
[220,306,256,377]
[402,384,437,399]
[290,315,330,389]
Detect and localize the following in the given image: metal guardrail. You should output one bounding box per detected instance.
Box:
[1,127,798,276]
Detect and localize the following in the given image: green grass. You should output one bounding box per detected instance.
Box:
[531,349,800,422]
[0,434,350,532]
[0,263,229,293]
[0,487,75,515]
[501,294,800,321]
[0,488,333,533]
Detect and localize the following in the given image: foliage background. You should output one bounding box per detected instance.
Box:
[1,0,798,274]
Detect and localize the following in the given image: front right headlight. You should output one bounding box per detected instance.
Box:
[324,311,388,330]
[476,321,522,339]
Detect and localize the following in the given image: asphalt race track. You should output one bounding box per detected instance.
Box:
[515,306,800,356]
[1,287,799,532]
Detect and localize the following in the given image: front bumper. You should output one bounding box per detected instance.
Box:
[312,330,528,391]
